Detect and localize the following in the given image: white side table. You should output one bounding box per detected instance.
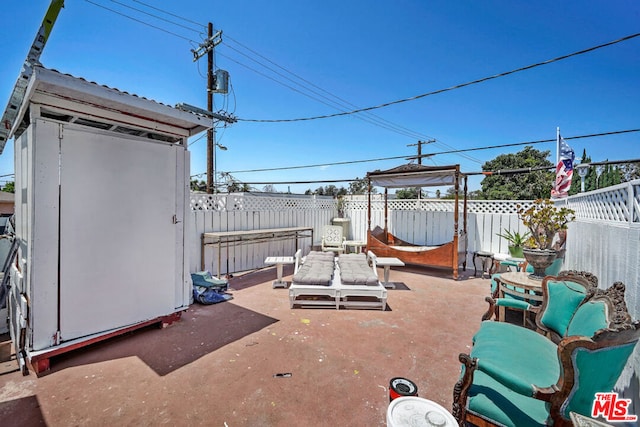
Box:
[264,256,295,288]
[343,240,365,254]
[375,257,405,289]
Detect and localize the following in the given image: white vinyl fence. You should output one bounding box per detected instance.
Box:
[189,193,335,275]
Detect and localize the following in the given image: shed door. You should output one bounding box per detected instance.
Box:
[59,127,179,341]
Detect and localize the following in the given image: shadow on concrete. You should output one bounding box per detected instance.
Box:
[0,395,47,426]
[46,302,278,377]
[386,282,411,290]
[228,267,287,291]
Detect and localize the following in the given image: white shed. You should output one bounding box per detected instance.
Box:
[6,66,210,374]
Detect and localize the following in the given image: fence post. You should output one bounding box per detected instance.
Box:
[627,181,635,223]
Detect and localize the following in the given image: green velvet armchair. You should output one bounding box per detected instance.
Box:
[453,277,640,427]
[484,269,598,326]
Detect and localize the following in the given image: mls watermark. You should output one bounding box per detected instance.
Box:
[592,392,637,422]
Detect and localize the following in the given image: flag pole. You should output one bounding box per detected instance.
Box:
[556,126,560,165]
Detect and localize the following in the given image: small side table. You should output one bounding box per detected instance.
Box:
[473,251,495,278]
[264,256,295,288]
[375,257,405,289]
[343,240,365,254]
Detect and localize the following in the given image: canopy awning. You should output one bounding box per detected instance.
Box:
[367,164,464,188]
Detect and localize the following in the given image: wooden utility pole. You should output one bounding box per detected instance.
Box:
[407,139,435,198]
[206,22,214,194]
[189,25,231,193]
[407,139,435,165]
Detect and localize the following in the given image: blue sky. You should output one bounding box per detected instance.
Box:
[1,0,639,194]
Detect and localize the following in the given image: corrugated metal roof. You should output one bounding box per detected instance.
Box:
[45,68,175,108]
[3,66,211,150]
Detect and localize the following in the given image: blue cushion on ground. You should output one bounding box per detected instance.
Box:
[191,271,228,288]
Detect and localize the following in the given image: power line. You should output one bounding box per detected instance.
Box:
[108,0,204,34]
[222,35,441,142]
[237,32,640,123]
[422,128,640,157]
[218,128,640,175]
[209,157,640,187]
[131,0,204,28]
[79,2,634,169]
[93,1,431,141]
[84,0,197,43]
[218,45,426,140]
[81,1,480,164]
[221,37,484,163]
[228,155,409,175]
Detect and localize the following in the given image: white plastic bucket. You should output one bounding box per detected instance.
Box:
[387,396,457,427]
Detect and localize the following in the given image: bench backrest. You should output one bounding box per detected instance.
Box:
[322,225,344,246]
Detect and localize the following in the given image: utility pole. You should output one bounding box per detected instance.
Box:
[191,24,224,193]
[407,139,435,165]
[206,23,215,194]
[407,139,435,198]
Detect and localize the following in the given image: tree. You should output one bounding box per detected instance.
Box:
[2,181,15,193]
[304,184,348,196]
[226,181,251,193]
[621,162,640,181]
[323,185,339,197]
[190,179,206,192]
[569,149,626,194]
[305,178,375,196]
[569,150,588,195]
[395,187,422,199]
[348,177,370,195]
[598,163,622,188]
[480,146,554,200]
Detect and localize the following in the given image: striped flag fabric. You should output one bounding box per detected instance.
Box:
[551,135,575,198]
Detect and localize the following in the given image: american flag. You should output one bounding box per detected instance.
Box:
[551,135,575,198]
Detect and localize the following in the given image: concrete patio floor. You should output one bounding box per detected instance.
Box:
[0,264,492,426]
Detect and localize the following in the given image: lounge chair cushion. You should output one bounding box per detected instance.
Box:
[338,253,379,286]
[292,251,334,286]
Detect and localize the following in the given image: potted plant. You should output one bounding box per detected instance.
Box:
[336,195,345,218]
[517,198,575,278]
[496,229,530,258]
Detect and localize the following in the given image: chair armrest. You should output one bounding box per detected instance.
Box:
[476,359,536,397]
[482,296,497,321]
[496,299,531,311]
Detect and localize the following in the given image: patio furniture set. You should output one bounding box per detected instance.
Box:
[453,271,640,426]
[287,250,388,311]
[263,228,639,426]
[262,222,409,311]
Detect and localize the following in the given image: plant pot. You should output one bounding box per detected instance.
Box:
[508,245,524,259]
[522,248,557,279]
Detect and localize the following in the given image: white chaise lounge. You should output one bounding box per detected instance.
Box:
[288,251,387,310]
